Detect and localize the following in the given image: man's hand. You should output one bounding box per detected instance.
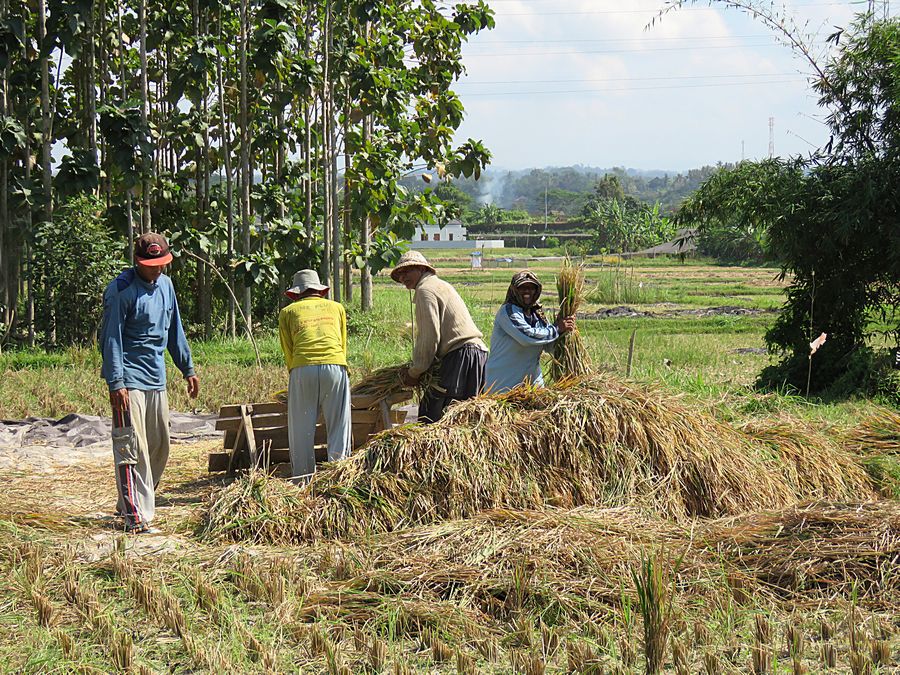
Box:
[110,388,130,411]
[400,367,420,388]
[557,316,576,334]
[186,375,200,399]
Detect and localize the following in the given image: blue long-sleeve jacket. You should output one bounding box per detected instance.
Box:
[483,303,559,394]
[99,269,195,392]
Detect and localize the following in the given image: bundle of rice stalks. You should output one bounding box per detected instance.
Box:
[551,259,591,380]
[203,375,874,544]
[843,407,900,455]
[350,363,437,403]
[199,468,308,544]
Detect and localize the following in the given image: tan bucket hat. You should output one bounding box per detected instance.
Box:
[285,269,329,296]
[390,250,436,282]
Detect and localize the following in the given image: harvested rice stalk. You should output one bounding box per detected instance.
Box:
[551,259,591,380]
[843,407,900,455]
[351,363,437,403]
[633,551,674,675]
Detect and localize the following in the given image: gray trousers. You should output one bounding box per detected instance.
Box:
[288,365,351,480]
[111,389,170,528]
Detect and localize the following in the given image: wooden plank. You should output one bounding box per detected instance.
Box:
[217,408,383,431]
[227,413,246,476]
[379,400,393,431]
[243,406,258,468]
[315,423,376,448]
[218,402,287,417]
[249,422,374,450]
[209,446,327,472]
[217,413,288,431]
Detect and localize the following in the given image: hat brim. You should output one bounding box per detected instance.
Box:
[285,283,329,296]
[135,253,173,267]
[390,262,436,282]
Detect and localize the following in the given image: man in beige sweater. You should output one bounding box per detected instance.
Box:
[391,251,488,423]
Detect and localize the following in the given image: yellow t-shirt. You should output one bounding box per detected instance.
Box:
[278,297,348,371]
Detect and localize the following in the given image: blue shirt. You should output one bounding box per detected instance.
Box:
[483,303,559,394]
[100,269,195,392]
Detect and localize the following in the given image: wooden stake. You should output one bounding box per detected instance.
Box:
[626,329,637,378]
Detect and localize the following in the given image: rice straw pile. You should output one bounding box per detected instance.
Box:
[203,375,874,543]
[739,416,873,499]
[357,501,900,616]
[698,500,900,603]
[551,259,591,380]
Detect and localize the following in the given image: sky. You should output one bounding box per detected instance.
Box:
[452,0,893,172]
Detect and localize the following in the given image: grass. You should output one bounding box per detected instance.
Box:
[0,258,787,418]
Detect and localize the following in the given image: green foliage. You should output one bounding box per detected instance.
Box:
[98,105,153,191]
[55,149,100,199]
[582,177,675,253]
[31,195,126,347]
[667,11,900,396]
[676,159,802,263]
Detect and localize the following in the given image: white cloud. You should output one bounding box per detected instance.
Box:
[453,0,871,169]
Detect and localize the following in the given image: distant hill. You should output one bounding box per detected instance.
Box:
[400,164,732,217]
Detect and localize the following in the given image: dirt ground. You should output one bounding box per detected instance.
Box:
[0,441,220,559]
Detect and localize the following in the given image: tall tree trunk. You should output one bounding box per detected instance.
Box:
[319,3,331,290]
[98,0,110,206]
[84,1,97,172]
[342,117,351,303]
[361,116,373,310]
[327,1,340,301]
[36,0,51,225]
[37,0,54,345]
[200,8,213,340]
[217,15,235,337]
[138,0,151,233]
[0,0,7,335]
[303,0,312,244]
[117,1,134,261]
[21,20,33,345]
[239,0,251,325]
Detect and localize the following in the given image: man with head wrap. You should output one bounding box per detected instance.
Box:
[483,270,575,393]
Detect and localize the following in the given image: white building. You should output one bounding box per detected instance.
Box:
[413,219,504,249]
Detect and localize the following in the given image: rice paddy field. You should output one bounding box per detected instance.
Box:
[1,254,898,673]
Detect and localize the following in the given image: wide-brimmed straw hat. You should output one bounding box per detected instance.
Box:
[285,269,328,296]
[390,250,436,282]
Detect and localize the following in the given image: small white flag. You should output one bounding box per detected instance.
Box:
[810,332,827,355]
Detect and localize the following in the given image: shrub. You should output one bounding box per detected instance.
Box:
[32,195,126,347]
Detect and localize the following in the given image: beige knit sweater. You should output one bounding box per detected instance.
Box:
[409,272,486,378]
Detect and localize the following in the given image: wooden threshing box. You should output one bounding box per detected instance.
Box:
[208,392,411,475]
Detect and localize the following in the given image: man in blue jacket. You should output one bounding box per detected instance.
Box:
[100,233,199,534]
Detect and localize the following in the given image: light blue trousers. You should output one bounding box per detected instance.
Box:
[287,364,351,480]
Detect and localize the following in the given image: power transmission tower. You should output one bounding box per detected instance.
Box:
[769,116,775,159]
[868,0,890,19]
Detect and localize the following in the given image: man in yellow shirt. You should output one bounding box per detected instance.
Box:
[278,270,350,481]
